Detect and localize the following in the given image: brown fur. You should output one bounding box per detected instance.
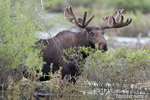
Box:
[39,26,107,82]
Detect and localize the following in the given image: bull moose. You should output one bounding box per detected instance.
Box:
[39,6,132,83]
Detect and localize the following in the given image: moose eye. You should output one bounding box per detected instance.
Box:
[89,32,94,36]
[102,31,105,35]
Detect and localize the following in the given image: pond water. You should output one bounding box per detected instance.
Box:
[0,90,149,100]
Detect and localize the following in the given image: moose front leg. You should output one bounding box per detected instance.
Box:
[40,63,51,81]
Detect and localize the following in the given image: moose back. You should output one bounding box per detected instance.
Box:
[39,6,132,83]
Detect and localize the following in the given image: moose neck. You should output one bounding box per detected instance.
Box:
[77,30,91,47]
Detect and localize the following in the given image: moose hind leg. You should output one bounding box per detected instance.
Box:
[62,63,79,84]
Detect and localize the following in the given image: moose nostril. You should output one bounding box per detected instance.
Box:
[105,47,108,51]
[99,43,108,51]
[98,43,101,49]
[103,44,108,51]
[99,43,103,50]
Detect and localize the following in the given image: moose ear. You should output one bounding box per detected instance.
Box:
[86,27,92,32]
[86,27,95,36]
[100,24,105,30]
[100,25,105,35]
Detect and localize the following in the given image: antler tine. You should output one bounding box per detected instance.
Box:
[69,6,82,27]
[64,6,95,28]
[119,15,124,23]
[123,18,132,26]
[64,6,82,27]
[102,9,132,29]
[114,9,124,23]
[82,11,87,26]
[104,16,115,27]
[84,15,95,27]
[110,9,124,23]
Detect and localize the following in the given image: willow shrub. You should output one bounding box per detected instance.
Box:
[0,0,44,87]
[64,46,150,92]
[83,48,150,92]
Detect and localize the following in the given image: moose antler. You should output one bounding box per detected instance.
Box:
[102,9,132,29]
[64,6,95,28]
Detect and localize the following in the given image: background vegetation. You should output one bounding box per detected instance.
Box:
[44,0,150,37]
[44,0,150,13]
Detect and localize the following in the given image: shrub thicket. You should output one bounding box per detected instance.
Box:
[83,48,150,92]
[0,0,44,88]
[64,46,150,93]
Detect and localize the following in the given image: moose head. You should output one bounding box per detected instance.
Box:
[64,6,132,51]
